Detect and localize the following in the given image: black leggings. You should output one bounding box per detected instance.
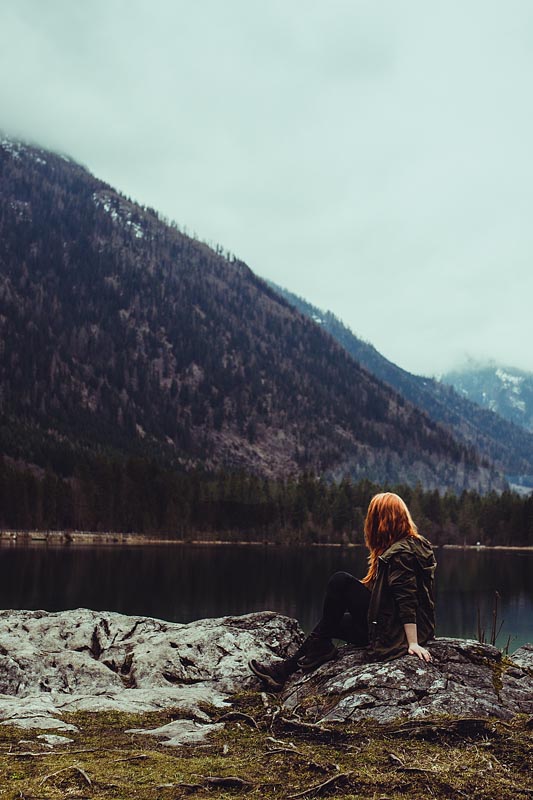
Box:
[313,571,371,646]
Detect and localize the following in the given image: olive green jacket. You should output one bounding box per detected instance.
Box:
[367,535,436,661]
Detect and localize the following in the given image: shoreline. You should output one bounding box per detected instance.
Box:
[439,543,533,551]
[1,529,532,551]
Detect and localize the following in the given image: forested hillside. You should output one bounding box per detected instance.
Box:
[270,283,533,485]
[0,136,502,493]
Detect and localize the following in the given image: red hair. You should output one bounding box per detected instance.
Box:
[361,492,419,586]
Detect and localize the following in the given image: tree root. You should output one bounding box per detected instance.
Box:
[216,710,259,729]
[40,765,92,786]
[288,770,354,798]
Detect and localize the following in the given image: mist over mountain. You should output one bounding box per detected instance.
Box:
[269,283,533,487]
[0,136,503,493]
[444,363,533,435]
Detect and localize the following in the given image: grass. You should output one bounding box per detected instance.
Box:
[0,695,531,799]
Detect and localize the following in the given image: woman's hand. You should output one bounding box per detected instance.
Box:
[403,624,432,662]
[408,643,432,662]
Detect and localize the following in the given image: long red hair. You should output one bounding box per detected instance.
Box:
[360,492,419,586]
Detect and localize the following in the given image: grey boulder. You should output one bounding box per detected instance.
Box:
[281,637,533,723]
[0,608,301,733]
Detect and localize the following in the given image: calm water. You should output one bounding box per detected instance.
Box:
[0,543,531,651]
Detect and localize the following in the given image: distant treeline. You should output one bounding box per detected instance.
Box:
[1,456,532,547]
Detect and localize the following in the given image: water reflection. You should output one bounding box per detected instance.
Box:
[0,544,531,650]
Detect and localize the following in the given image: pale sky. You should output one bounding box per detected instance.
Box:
[1,0,533,376]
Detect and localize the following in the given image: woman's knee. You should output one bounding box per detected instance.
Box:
[326,571,356,594]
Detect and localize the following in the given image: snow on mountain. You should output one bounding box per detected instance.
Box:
[92,190,145,238]
[444,364,533,433]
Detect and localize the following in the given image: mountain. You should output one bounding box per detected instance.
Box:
[443,363,533,434]
[269,284,533,486]
[0,135,501,492]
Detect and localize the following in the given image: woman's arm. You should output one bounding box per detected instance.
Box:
[388,552,432,663]
[403,622,432,662]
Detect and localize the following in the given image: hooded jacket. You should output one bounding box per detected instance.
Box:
[367,534,436,661]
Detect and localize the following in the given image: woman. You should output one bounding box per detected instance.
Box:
[249,492,436,691]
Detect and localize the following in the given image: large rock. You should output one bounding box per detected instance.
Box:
[0,609,530,738]
[282,638,533,723]
[0,608,302,732]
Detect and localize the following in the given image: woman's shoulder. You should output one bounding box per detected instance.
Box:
[381,534,434,563]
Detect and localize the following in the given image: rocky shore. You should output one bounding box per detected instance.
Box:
[0,608,531,748]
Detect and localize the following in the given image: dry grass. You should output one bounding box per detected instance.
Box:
[0,695,531,799]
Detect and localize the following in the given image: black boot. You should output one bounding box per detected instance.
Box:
[248,633,315,691]
[248,656,297,691]
[296,633,338,672]
[248,632,337,690]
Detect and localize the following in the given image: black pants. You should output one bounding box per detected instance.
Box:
[313,571,371,646]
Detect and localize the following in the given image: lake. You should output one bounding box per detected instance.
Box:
[0,543,531,651]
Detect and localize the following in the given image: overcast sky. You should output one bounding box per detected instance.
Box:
[1,0,533,376]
